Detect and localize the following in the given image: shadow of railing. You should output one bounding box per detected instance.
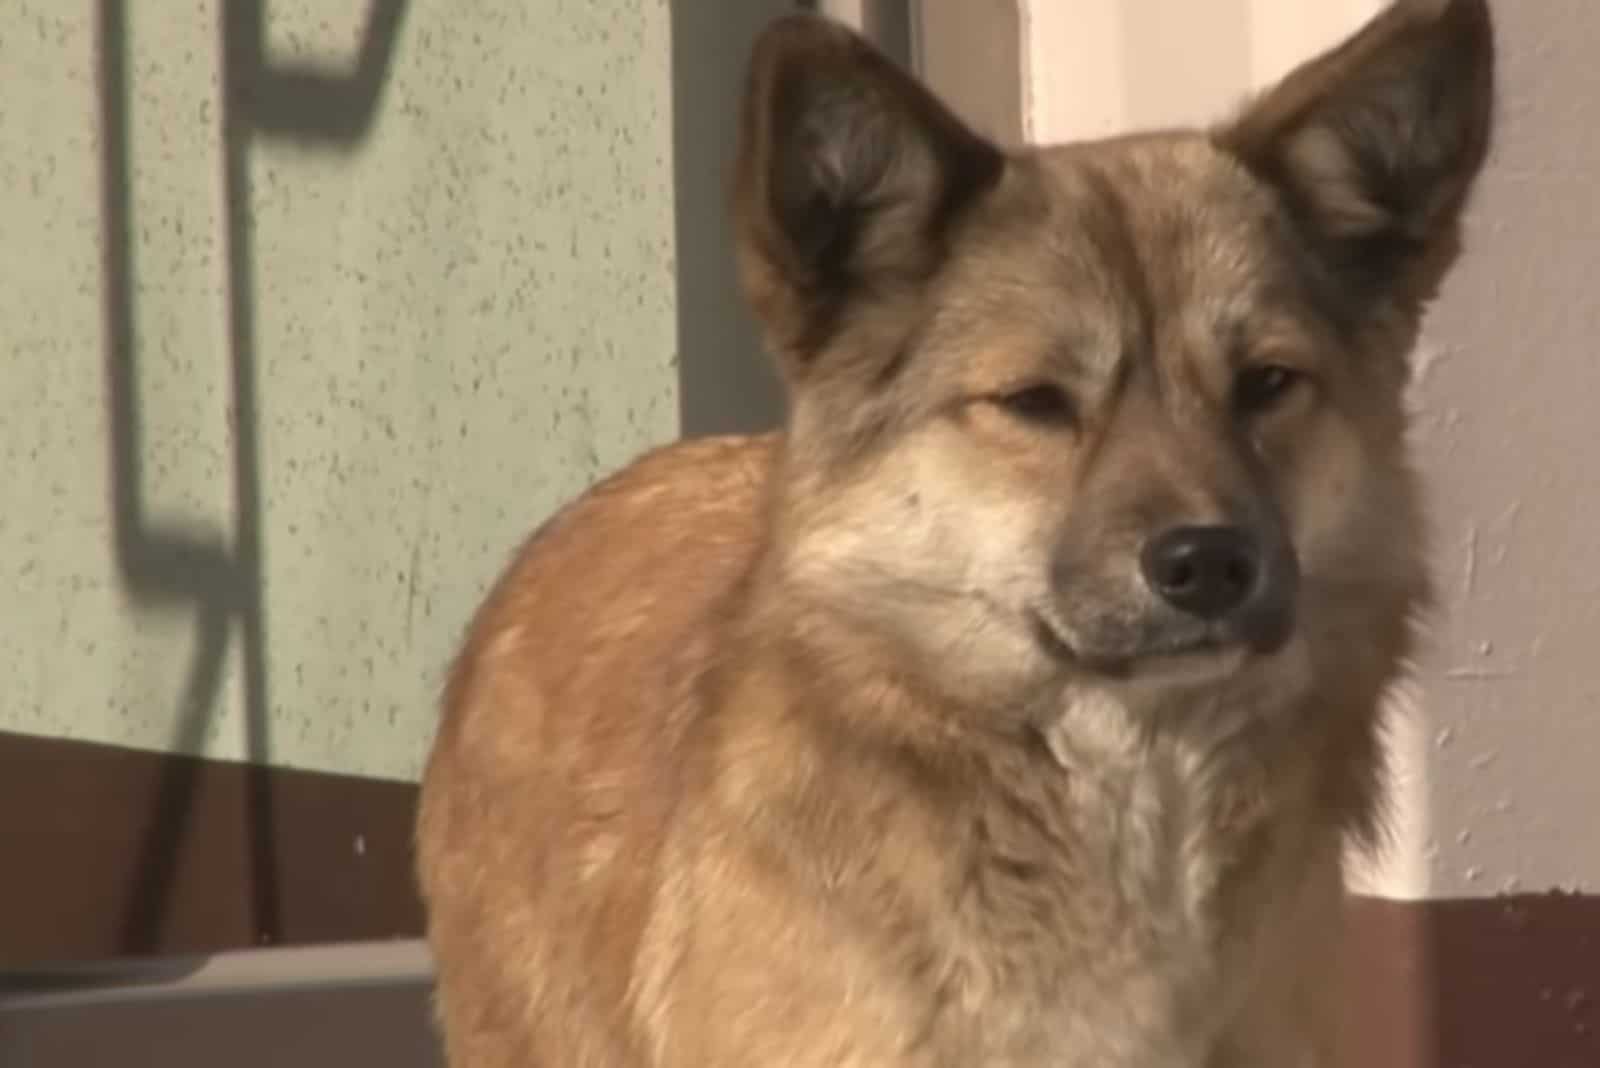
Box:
[96,0,410,955]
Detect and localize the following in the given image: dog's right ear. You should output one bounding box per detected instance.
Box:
[732,14,1004,381]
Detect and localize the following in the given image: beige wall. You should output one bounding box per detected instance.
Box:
[1018,0,1597,901]
[1021,0,1383,143]
[1410,0,1600,900]
[0,1,678,781]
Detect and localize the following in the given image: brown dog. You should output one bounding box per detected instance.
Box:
[416,3,1495,1064]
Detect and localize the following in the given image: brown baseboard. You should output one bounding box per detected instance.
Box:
[4,729,1596,1066]
[0,731,424,967]
[1344,892,1600,1067]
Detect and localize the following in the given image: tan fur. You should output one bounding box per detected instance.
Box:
[417,4,1495,1065]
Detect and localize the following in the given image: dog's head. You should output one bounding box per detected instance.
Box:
[734,2,1494,711]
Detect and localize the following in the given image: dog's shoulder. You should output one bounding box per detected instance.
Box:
[439,430,778,748]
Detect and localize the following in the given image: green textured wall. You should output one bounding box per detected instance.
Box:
[1,0,678,781]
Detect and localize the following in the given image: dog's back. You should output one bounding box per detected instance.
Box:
[418,435,773,1065]
[418,4,1495,1065]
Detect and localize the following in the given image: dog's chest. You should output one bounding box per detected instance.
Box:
[932,741,1276,1067]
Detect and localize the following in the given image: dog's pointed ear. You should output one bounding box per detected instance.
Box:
[732,14,1004,378]
[1216,0,1495,311]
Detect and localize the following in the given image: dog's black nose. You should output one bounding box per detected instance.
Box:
[1140,525,1260,621]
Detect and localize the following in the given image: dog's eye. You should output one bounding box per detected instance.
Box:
[997,383,1077,427]
[1232,364,1303,416]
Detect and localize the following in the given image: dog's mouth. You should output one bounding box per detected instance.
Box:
[1029,608,1291,680]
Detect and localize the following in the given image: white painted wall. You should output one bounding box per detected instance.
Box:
[1409,0,1600,900]
[1017,0,1595,900]
[1021,0,1384,144]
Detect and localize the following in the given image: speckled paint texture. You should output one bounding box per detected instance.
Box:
[0,0,678,780]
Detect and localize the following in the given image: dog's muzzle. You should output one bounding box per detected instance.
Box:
[1139,523,1297,654]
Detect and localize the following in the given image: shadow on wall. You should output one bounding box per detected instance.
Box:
[96,0,411,955]
[95,0,796,959]
[669,0,790,438]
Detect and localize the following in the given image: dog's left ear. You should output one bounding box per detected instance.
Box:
[732,14,1004,379]
[1217,0,1495,311]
